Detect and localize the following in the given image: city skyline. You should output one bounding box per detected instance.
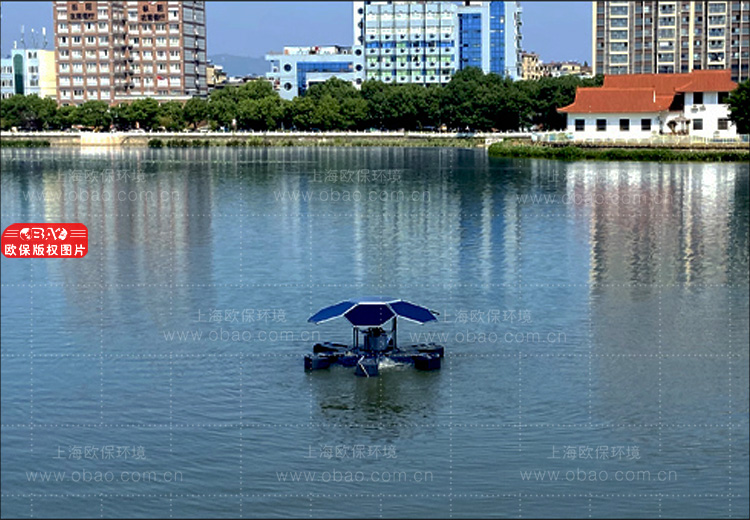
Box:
[0,1,593,73]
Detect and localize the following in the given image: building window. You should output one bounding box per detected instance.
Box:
[620,119,630,131]
[597,119,607,131]
[641,118,652,131]
[718,118,730,130]
[575,119,585,131]
[693,92,704,104]
[693,118,704,130]
[718,91,729,104]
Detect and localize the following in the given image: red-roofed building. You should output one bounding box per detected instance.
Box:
[558,70,739,139]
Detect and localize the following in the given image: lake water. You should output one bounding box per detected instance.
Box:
[1,147,748,518]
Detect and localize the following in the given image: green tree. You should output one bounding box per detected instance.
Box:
[338,96,368,130]
[0,95,57,130]
[384,84,429,130]
[524,75,598,131]
[727,79,750,134]
[75,100,111,130]
[110,103,133,130]
[0,95,25,130]
[360,81,390,129]
[128,98,160,130]
[208,81,280,129]
[208,96,236,129]
[158,100,185,131]
[183,97,208,129]
[309,94,345,131]
[54,104,78,130]
[440,67,486,130]
[237,80,278,100]
[236,97,283,130]
[284,96,315,130]
[307,77,360,102]
[305,78,367,130]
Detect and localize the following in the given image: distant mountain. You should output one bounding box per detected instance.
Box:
[208,54,269,77]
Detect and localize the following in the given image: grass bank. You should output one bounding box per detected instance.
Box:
[488,142,749,162]
[147,137,483,149]
[0,139,51,148]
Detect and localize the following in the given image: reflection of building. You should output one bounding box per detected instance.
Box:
[1,49,56,100]
[53,0,208,105]
[24,148,216,331]
[592,1,750,82]
[574,161,743,286]
[265,46,357,99]
[559,69,738,139]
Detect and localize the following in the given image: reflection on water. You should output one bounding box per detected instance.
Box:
[1,148,748,519]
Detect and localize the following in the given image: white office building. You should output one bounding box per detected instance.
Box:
[265,46,358,100]
[352,1,522,85]
[265,1,523,98]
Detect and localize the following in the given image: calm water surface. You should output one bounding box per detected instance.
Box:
[1,148,748,518]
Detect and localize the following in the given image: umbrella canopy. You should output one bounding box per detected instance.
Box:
[308,297,438,328]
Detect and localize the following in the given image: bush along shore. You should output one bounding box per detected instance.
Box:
[0,139,51,148]
[488,142,750,162]
[147,137,484,148]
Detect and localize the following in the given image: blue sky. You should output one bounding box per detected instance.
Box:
[0,1,591,63]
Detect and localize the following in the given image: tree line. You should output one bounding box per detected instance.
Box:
[1,68,747,133]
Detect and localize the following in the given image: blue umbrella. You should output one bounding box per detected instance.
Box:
[308,296,438,328]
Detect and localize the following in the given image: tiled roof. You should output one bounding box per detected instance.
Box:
[673,70,738,93]
[559,70,737,114]
[558,87,673,113]
[603,70,736,93]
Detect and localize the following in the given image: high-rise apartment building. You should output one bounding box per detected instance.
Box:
[592,1,750,82]
[53,1,207,105]
[351,1,522,86]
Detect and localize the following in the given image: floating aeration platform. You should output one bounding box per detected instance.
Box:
[305,297,444,377]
